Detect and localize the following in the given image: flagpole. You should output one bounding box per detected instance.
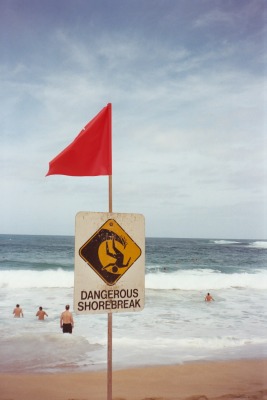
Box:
[107,103,113,400]
[107,103,112,400]
[108,174,112,400]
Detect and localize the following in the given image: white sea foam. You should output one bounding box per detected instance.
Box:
[0,269,74,288]
[212,240,240,245]
[145,269,267,290]
[1,235,267,373]
[1,268,267,290]
[0,283,267,372]
[249,241,267,249]
[113,335,267,350]
[211,239,267,248]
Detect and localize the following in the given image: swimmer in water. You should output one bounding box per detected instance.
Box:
[205,293,214,302]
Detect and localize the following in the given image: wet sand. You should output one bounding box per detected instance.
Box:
[0,359,266,400]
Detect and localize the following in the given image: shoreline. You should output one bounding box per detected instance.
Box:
[1,358,267,400]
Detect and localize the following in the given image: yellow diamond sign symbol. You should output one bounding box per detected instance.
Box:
[79,219,142,286]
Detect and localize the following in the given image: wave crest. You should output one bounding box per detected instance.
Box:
[0,269,74,289]
[249,241,267,249]
[2,267,267,290]
[145,269,267,290]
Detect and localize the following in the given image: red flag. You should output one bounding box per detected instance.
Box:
[46,103,112,176]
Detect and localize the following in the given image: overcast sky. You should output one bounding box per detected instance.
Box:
[1,0,266,239]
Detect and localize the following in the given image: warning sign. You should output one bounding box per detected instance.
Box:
[74,212,145,314]
[79,219,142,286]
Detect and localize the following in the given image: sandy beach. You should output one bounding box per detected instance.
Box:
[0,359,266,400]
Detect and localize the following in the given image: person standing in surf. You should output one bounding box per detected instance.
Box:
[13,304,23,317]
[36,306,48,320]
[205,293,214,302]
[60,304,74,334]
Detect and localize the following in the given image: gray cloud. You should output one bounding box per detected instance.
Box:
[0,0,265,238]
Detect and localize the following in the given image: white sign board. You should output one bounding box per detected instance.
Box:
[74,212,145,314]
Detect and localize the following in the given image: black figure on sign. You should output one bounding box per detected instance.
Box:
[104,235,132,274]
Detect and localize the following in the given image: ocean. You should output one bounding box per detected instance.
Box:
[0,234,267,373]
